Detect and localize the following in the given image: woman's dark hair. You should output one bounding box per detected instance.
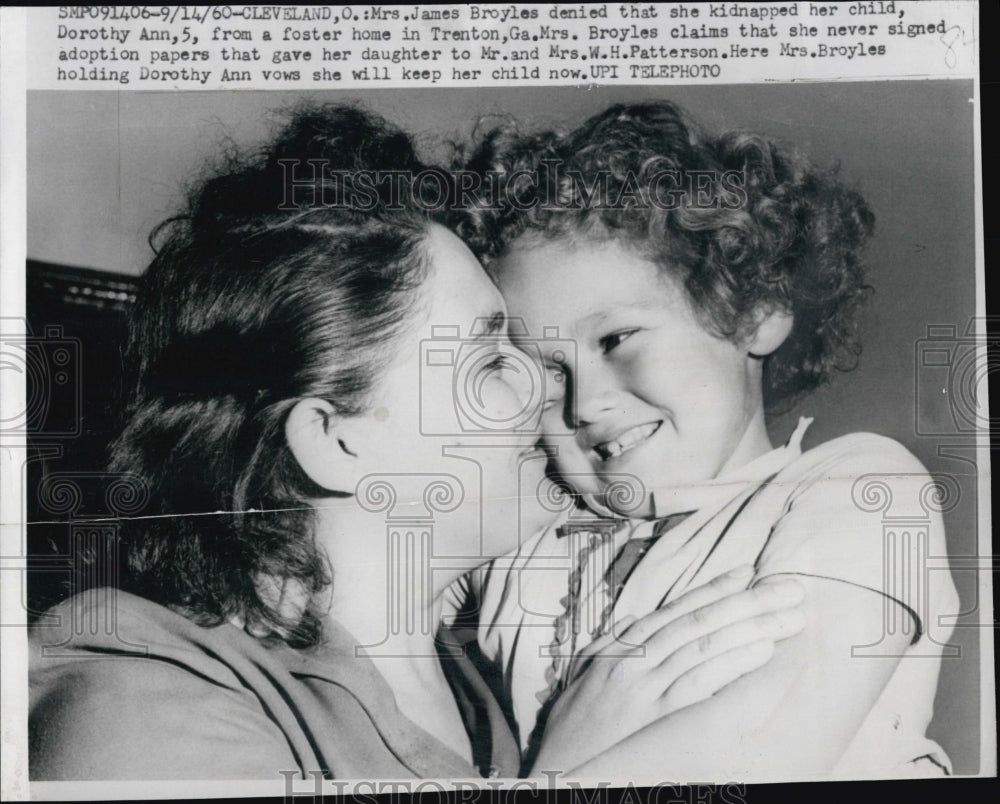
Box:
[455,101,875,409]
[109,103,446,647]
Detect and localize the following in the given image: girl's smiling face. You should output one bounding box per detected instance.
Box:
[493,235,780,518]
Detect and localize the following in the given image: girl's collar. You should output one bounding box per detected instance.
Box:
[645,416,813,519]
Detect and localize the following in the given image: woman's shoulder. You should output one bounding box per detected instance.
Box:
[29,591,295,779]
[30,589,252,691]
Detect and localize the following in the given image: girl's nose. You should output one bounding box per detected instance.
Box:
[572,356,620,427]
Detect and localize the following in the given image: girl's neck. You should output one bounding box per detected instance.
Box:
[719,400,774,478]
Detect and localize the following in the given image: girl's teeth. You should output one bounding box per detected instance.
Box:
[594,422,660,461]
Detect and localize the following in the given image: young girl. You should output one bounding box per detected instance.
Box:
[456,101,960,780]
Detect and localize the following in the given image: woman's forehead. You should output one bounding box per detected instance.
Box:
[421,225,507,335]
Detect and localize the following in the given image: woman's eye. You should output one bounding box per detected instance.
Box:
[599,330,639,353]
[483,353,512,373]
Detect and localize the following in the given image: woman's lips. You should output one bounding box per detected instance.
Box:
[590,420,662,462]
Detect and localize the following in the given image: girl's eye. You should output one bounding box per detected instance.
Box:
[599,329,639,354]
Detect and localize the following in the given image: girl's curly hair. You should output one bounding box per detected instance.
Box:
[454,101,874,409]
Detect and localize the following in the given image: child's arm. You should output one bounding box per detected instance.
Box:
[556,575,911,779]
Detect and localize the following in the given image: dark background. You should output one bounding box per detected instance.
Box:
[26,81,983,773]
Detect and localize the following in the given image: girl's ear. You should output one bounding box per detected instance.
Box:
[285,398,363,494]
[748,308,794,358]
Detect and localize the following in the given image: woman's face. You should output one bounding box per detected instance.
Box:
[354,225,558,566]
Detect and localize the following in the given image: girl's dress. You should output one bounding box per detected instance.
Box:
[471,419,960,778]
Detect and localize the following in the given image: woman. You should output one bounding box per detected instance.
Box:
[28,103,804,781]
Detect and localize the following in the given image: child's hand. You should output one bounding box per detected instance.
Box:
[529,567,805,776]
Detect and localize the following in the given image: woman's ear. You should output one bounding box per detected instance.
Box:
[748,308,794,358]
[285,398,362,494]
